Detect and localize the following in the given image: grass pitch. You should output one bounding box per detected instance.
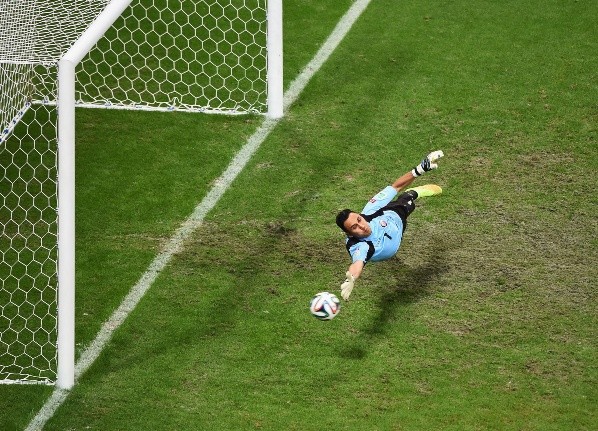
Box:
[1,0,597,430]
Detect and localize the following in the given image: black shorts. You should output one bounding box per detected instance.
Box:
[381,191,417,232]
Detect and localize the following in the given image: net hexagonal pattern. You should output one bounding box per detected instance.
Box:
[1,64,58,384]
[78,0,268,114]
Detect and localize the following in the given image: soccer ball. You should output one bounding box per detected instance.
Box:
[309,291,341,320]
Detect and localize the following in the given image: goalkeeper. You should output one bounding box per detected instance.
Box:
[335,150,444,301]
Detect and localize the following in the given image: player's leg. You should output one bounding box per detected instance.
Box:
[388,184,441,232]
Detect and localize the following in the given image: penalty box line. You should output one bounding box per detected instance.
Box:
[25,1,372,429]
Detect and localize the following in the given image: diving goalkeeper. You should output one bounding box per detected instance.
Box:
[335,150,444,300]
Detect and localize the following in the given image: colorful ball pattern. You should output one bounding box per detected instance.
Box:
[309,291,341,320]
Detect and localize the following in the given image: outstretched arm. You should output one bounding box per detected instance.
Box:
[348,260,365,279]
[341,260,364,300]
[391,150,445,192]
[391,171,417,192]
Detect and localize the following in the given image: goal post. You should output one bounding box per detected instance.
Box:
[0,0,283,390]
[56,59,76,390]
[55,0,137,391]
[267,0,283,119]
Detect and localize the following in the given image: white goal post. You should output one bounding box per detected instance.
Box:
[0,0,282,390]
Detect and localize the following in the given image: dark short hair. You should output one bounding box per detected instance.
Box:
[336,209,353,233]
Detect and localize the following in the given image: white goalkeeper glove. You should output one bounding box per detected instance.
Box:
[412,150,444,177]
[341,271,356,301]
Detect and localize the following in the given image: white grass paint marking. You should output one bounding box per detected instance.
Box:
[25,1,372,429]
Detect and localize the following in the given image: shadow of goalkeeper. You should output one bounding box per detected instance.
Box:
[339,238,449,359]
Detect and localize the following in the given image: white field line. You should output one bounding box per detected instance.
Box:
[24,1,372,429]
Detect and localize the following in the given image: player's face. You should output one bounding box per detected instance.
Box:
[343,212,372,238]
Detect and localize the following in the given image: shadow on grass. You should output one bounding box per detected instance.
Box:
[339,237,449,359]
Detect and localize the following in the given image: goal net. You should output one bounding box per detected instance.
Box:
[79,0,270,114]
[1,0,281,387]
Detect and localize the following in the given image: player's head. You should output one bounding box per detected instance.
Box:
[336,209,372,238]
[336,209,352,233]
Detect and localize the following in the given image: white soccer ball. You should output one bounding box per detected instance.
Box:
[309,291,341,320]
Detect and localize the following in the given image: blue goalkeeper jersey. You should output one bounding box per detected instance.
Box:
[345,186,405,264]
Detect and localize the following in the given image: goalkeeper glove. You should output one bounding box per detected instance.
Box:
[341,271,356,301]
[412,150,444,177]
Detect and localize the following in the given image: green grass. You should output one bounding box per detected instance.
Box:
[1,0,597,429]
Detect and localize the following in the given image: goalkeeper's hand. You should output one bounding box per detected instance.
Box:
[341,271,356,301]
[412,150,444,177]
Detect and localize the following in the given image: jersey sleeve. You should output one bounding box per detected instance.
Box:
[361,185,397,215]
[346,238,374,263]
